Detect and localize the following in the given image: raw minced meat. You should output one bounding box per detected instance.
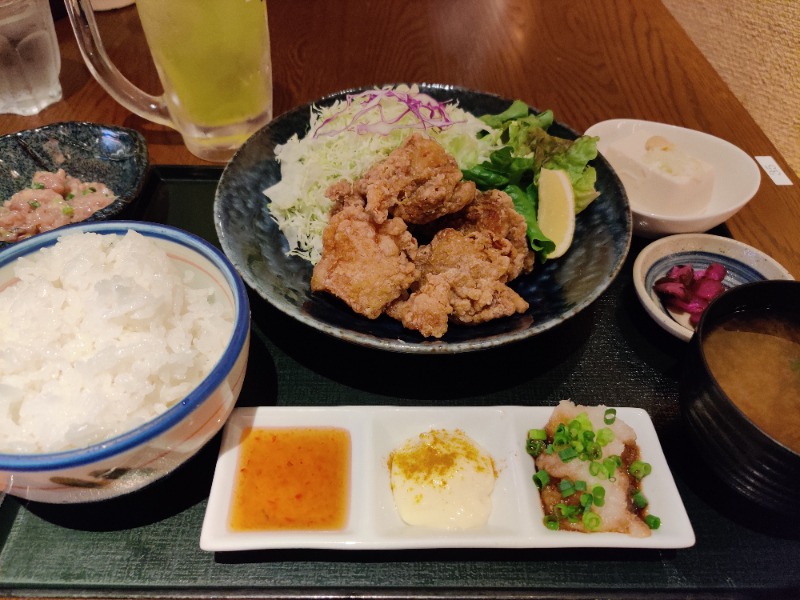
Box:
[0,169,116,243]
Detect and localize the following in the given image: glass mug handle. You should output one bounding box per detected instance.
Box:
[64,0,173,128]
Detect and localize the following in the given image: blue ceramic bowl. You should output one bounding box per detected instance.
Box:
[215,84,632,353]
[633,233,793,341]
[0,221,250,503]
[0,122,149,249]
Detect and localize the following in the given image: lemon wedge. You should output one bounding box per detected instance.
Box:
[537,168,576,259]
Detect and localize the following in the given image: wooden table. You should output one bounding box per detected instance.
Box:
[2,0,799,278]
[2,2,800,598]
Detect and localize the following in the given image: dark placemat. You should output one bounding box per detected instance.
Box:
[1,166,798,599]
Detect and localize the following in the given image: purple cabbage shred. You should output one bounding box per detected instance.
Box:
[312,88,463,138]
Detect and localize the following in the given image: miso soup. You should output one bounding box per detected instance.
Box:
[702,309,800,454]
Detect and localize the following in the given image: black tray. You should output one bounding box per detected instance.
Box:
[1,166,798,599]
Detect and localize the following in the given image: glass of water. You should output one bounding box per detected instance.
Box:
[0,0,62,116]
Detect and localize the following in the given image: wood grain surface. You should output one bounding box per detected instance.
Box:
[1,0,798,276]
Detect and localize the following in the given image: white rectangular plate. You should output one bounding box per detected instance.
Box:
[200,406,695,551]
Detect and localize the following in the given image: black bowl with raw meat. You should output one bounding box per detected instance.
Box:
[0,122,149,250]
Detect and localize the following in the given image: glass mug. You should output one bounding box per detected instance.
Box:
[65,0,273,162]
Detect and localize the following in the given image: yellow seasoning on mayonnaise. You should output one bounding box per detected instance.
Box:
[388,428,497,529]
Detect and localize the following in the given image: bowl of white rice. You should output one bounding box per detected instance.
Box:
[0,220,250,503]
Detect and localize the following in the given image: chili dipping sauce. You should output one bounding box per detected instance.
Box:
[230,427,351,531]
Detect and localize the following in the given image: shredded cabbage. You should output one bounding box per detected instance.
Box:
[264,85,498,264]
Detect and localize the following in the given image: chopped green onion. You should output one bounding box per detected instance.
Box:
[645,514,661,530]
[528,428,547,441]
[585,441,602,460]
[559,479,576,497]
[553,428,570,450]
[543,515,560,530]
[582,510,602,531]
[596,427,614,446]
[575,412,593,431]
[558,447,579,462]
[65,193,75,201]
[603,456,621,480]
[574,480,587,492]
[61,206,74,216]
[632,491,649,509]
[580,492,593,509]
[555,503,581,522]
[630,460,652,481]
[532,469,550,490]
[604,408,617,425]
[32,182,45,190]
[28,200,40,209]
[592,486,606,507]
[526,438,546,457]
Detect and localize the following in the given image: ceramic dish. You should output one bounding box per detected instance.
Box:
[585,119,760,238]
[633,233,794,342]
[0,122,149,249]
[681,280,800,514]
[0,220,250,503]
[214,84,632,354]
[200,405,694,551]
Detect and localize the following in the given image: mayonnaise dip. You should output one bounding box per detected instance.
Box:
[388,428,496,529]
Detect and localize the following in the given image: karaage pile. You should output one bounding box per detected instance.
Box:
[311,133,533,338]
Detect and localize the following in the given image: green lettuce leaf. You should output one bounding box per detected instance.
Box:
[504,184,555,261]
[462,101,601,260]
[542,135,600,213]
[466,104,600,215]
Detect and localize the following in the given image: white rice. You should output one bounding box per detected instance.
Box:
[0,230,235,454]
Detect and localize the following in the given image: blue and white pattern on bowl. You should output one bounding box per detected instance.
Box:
[0,221,250,503]
[214,84,633,354]
[633,233,794,341]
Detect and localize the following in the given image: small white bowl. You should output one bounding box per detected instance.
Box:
[633,233,793,341]
[585,119,761,238]
[0,221,250,503]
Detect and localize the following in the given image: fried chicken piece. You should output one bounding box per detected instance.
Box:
[324,179,363,215]
[386,228,529,337]
[355,133,475,225]
[385,273,453,338]
[437,188,534,279]
[311,200,418,319]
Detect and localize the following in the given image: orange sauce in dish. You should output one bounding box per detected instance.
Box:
[230,427,351,531]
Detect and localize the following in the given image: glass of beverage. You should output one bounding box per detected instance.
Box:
[64,0,273,163]
[0,0,62,116]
